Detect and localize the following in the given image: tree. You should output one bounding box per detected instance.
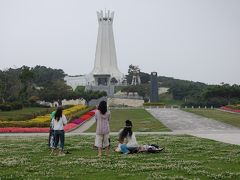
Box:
[139,72,150,84]
[121,84,150,99]
[39,80,73,102]
[32,65,65,86]
[126,64,150,85]
[19,66,35,103]
[0,68,22,103]
[74,86,107,103]
[0,66,81,106]
[110,77,118,85]
[126,64,140,84]
[0,70,6,103]
[203,84,240,105]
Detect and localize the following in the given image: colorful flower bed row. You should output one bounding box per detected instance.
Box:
[0,105,87,128]
[220,106,240,113]
[0,110,95,133]
[225,104,240,110]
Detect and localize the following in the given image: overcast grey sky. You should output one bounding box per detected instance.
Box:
[0,0,239,85]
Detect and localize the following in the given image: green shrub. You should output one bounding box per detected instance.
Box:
[182,97,230,108]
[143,102,165,106]
[0,104,12,111]
[11,102,23,110]
[0,121,50,128]
[29,102,50,108]
[226,104,240,110]
[0,102,23,111]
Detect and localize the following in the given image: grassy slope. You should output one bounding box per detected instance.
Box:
[184,109,240,128]
[0,107,53,121]
[86,109,170,132]
[159,93,183,106]
[0,135,240,179]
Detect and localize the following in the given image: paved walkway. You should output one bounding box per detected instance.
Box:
[70,116,95,133]
[147,108,240,145]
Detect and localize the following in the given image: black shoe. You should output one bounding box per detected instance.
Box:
[65,151,71,154]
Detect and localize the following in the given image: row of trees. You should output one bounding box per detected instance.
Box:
[0,66,67,104]
[184,84,240,107]
[123,65,240,107]
[1,64,239,108]
[0,66,106,109]
[167,79,240,107]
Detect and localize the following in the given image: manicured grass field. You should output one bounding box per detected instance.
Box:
[184,108,240,128]
[0,135,240,179]
[86,108,170,132]
[0,107,53,121]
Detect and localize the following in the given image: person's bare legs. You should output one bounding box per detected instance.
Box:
[98,147,102,157]
[105,146,110,157]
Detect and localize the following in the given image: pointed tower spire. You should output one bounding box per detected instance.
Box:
[88,10,124,86]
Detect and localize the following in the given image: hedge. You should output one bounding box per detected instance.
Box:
[226,104,240,110]
[0,102,23,111]
[143,102,165,106]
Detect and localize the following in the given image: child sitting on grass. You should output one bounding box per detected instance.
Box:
[117,120,139,154]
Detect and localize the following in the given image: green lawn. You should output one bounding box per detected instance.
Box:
[159,93,183,106]
[0,107,53,121]
[184,108,240,128]
[0,135,240,179]
[86,109,170,132]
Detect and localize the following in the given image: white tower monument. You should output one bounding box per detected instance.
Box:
[87,10,124,86]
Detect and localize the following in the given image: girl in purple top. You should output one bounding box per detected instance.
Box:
[94,100,111,157]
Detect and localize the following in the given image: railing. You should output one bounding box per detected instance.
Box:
[145,106,215,109]
[108,105,217,110]
[144,105,180,109]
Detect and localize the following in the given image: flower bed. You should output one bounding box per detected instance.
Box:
[220,106,240,113]
[0,110,95,133]
[0,127,50,133]
[225,104,240,110]
[0,105,87,128]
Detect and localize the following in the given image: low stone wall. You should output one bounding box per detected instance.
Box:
[37,99,86,107]
[88,97,108,106]
[108,98,144,107]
